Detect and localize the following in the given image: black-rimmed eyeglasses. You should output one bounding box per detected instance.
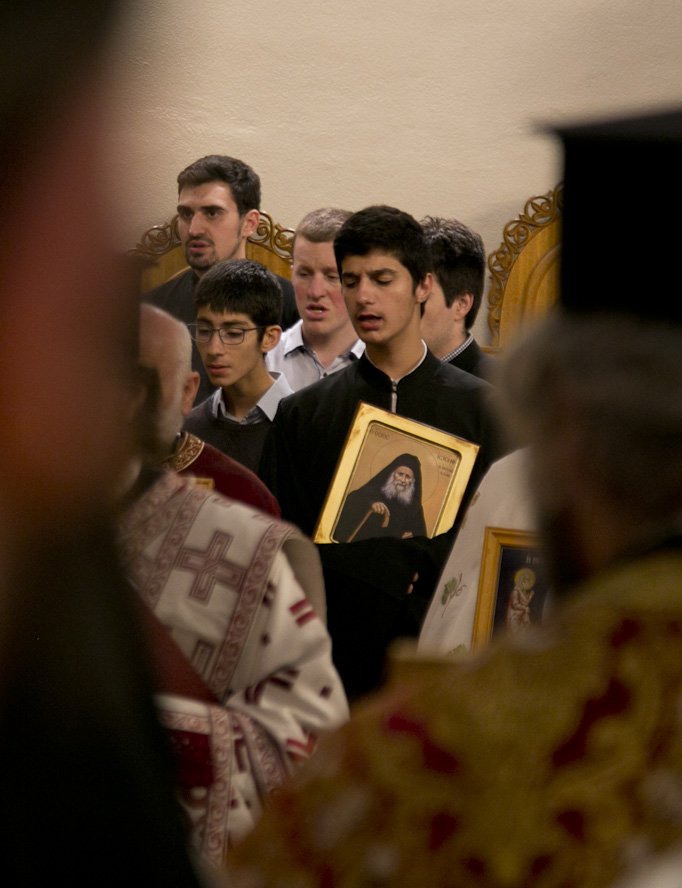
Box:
[188,324,264,346]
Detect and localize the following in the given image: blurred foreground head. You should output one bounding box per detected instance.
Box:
[0,2,139,535]
[0,4,201,884]
[499,312,682,591]
[498,107,682,592]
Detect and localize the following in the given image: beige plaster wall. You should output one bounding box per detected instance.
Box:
[105,0,682,342]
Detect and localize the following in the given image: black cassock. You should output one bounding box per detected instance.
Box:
[260,351,505,699]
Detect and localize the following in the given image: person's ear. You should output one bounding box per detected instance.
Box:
[453,292,474,320]
[181,372,200,415]
[240,209,260,241]
[260,325,282,355]
[415,272,432,306]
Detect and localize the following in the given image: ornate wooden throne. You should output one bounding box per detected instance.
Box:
[486,183,563,350]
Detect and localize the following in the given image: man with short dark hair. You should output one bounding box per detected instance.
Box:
[145,155,298,400]
[266,207,364,390]
[261,205,502,698]
[139,303,281,516]
[420,215,496,379]
[184,258,292,474]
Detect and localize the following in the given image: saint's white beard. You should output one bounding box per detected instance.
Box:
[382,475,415,505]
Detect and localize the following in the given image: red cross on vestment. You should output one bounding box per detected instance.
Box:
[175,531,245,603]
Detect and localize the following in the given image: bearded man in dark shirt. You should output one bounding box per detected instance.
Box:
[145,155,298,401]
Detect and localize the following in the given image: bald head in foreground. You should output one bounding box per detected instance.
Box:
[140,304,200,454]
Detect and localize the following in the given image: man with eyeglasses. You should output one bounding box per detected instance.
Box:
[140,303,282,516]
[183,258,292,475]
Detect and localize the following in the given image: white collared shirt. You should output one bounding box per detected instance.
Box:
[209,371,293,424]
[266,320,365,392]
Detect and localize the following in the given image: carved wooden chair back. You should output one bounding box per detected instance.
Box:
[486,183,563,350]
[131,211,294,292]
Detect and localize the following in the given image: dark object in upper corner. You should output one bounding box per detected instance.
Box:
[556,106,682,324]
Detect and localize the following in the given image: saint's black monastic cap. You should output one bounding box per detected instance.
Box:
[556,106,682,323]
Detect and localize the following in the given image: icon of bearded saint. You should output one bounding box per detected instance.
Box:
[334,453,427,543]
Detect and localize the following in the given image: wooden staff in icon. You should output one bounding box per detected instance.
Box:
[347,504,391,542]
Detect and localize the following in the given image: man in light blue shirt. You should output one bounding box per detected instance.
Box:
[267,208,364,391]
